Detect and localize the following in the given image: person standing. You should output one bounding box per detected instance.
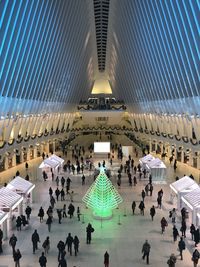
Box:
[57,209,62,224]
[161,217,168,234]
[39,252,47,267]
[9,234,17,254]
[65,233,74,256]
[178,237,185,260]
[63,204,67,218]
[42,236,50,255]
[190,224,196,240]
[104,251,109,267]
[77,207,81,221]
[167,253,176,267]
[38,207,45,222]
[0,228,3,253]
[194,228,199,247]
[192,249,200,267]
[150,205,156,221]
[86,223,94,244]
[142,240,151,265]
[13,248,22,267]
[172,225,179,242]
[139,201,145,216]
[46,216,52,232]
[57,240,65,261]
[25,205,32,221]
[171,208,177,224]
[132,201,136,215]
[180,220,187,238]
[73,235,79,256]
[32,229,40,254]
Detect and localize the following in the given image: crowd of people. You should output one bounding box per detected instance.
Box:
[0,143,199,267]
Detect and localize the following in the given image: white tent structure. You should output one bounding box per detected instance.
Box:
[0,210,8,239]
[146,158,167,181]
[139,154,155,168]
[0,187,23,230]
[49,154,64,167]
[39,158,60,179]
[170,176,199,209]
[6,176,35,205]
[181,187,200,226]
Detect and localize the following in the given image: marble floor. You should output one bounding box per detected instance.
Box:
[0,147,200,267]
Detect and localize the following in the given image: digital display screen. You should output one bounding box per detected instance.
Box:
[94,142,110,153]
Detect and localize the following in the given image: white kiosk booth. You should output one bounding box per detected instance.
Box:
[181,187,200,227]
[139,154,155,168]
[146,158,167,181]
[49,154,64,170]
[39,158,60,179]
[0,210,8,239]
[170,176,199,209]
[6,176,35,206]
[0,187,23,231]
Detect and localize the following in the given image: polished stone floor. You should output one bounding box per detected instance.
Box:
[0,146,199,267]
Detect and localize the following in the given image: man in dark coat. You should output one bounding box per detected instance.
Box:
[32,230,40,254]
[142,240,151,264]
[178,237,185,260]
[104,251,109,267]
[65,233,73,256]
[25,205,32,221]
[9,234,17,254]
[39,252,47,267]
[86,223,94,244]
[57,240,65,261]
[0,228,3,253]
[150,205,156,221]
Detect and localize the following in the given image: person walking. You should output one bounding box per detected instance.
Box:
[180,220,187,238]
[42,236,50,255]
[77,207,81,221]
[178,237,185,260]
[142,240,151,265]
[0,228,3,253]
[25,205,32,221]
[32,229,40,254]
[194,228,199,247]
[132,201,136,215]
[38,207,45,222]
[58,256,67,267]
[167,253,176,267]
[39,252,47,267]
[190,224,196,240]
[171,208,177,224]
[16,216,22,231]
[150,205,156,221]
[73,235,79,256]
[57,240,65,261]
[9,234,17,254]
[104,251,109,267]
[139,200,145,215]
[141,190,146,202]
[65,233,74,256]
[192,249,200,267]
[46,216,52,232]
[149,184,153,196]
[63,204,67,218]
[172,225,179,242]
[13,248,22,267]
[57,209,62,224]
[161,217,168,234]
[86,223,94,244]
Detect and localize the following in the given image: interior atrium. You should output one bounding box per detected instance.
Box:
[0,1,199,267]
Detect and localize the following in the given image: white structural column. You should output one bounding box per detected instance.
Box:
[188,150,193,167]
[197,152,200,170]
[52,141,56,153]
[160,142,163,154]
[149,139,152,153]
[45,142,49,154]
[167,144,171,157]
[12,152,16,167]
[4,155,9,170]
[27,147,31,161]
[20,150,24,163]
[181,147,184,163]
[33,146,37,158]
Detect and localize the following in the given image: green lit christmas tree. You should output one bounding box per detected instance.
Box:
[82,168,123,219]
